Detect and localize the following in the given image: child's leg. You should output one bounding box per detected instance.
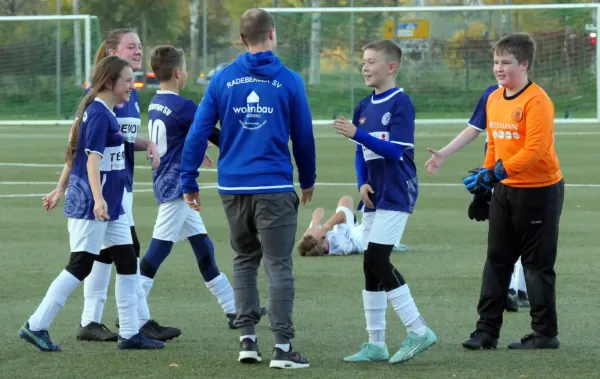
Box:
[21,219,108,351]
[367,210,437,364]
[344,211,389,362]
[181,208,235,315]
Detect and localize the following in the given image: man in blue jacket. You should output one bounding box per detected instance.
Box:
[180,8,316,370]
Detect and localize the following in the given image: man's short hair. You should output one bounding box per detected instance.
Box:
[240,8,275,45]
[493,32,536,71]
[151,45,185,81]
[297,235,325,257]
[362,39,403,65]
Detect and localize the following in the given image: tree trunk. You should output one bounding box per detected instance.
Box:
[189,0,200,80]
[308,0,321,85]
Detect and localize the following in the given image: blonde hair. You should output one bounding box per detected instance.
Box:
[65,56,131,166]
[94,28,136,65]
[297,235,326,257]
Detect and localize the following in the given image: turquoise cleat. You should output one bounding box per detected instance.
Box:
[390,327,437,364]
[392,244,408,252]
[344,342,389,362]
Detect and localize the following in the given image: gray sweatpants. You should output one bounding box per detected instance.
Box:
[220,191,299,344]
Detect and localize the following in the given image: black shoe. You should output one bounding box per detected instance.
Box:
[508,333,559,349]
[269,345,310,369]
[462,330,498,350]
[227,307,268,330]
[517,291,530,308]
[76,322,118,342]
[238,338,262,363]
[506,289,519,312]
[140,320,181,342]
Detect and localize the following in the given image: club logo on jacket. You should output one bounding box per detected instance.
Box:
[234,91,273,130]
[382,112,391,125]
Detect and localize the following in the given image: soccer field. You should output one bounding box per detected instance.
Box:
[0,123,599,379]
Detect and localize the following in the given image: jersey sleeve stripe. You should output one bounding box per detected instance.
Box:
[85,149,104,157]
[468,123,485,131]
[391,141,414,148]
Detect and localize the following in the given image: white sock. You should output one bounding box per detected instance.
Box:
[387,285,427,337]
[136,262,151,326]
[509,269,518,291]
[363,290,387,347]
[516,260,527,293]
[276,343,290,352]
[115,274,139,339]
[29,270,81,331]
[140,275,154,298]
[206,273,236,314]
[81,261,112,327]
[240,335,256,342]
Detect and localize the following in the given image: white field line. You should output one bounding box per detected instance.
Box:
[0,181,598,199]
[0,162,217,172]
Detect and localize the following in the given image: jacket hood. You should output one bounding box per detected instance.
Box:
[234,50,284,79]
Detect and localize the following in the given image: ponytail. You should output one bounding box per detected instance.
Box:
[94,41,108,65]
[65,90,97,167]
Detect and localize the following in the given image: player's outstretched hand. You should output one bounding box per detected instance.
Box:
[93,198,110,221]
[332,116,357,138]
[301,186,314,205]
[202,154,215,167]
[359,183,375,209]
[424,147,445,175]
[147,141,160,169]
[184,192,201,211]
[42,188,65,211]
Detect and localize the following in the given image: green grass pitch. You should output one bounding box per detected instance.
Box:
[0,123,599,379]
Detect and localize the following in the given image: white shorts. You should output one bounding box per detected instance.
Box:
[122,190,134,227]
[335,206,358,228]
[152,198,207,243]
[360,210,409,247]
[68,215,132,255]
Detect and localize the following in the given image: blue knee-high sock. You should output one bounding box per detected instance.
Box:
[139,239,174,279]
[188,234,219,282]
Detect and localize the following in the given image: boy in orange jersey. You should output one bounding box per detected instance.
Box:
[461,33,563,350]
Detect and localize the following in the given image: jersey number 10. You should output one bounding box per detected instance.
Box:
[148,119,168,158]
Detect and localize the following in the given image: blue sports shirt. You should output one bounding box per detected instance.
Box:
[353,88,418,213]
[64,98,126,220]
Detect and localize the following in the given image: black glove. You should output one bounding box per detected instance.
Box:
[468,190,492,222]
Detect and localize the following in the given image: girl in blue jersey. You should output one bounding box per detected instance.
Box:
[43,29,179,342]
[19,56,164,352]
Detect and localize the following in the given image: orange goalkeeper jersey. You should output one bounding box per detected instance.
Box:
[483,81,562,188]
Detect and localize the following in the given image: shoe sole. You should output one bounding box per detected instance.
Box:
[76,335,118,342]
[239,351,262,363]
[390,338,437,364]
[117,343,165,350]
[269,360,310,369]
[141,331,181,342]
[462,343,497,350]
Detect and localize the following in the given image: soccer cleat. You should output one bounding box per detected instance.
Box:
[462,330,498,350]
[227,307,268,330]
[390,327,437,364]
[343,342,389,362]
[506,289,519,312]
[18,322,62,352]
[117,332,165,350]
[507,333,559,349]
[76,322,118,342]
[238,338,262,363]
[392,244,408,252]
[269,345,310,369]
[140,319,181,341]
[517,291,530,308]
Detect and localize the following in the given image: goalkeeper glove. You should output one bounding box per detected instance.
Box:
[462,160,508,195]
[468,190,492,222]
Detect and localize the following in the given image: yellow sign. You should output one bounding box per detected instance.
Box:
[384,19,430,40]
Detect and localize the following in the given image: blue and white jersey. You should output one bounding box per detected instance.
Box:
[64,98,126,220]
[148,91,197,204]
[353,87,418,213]
[114,89,140,192]
[468,84,499,153]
